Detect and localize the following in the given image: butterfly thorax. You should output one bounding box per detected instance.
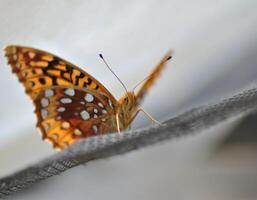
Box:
[117,92,138,130]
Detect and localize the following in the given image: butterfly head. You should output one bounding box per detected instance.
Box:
[118,91,138,128]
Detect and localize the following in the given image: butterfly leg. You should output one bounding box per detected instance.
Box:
[137,108,162,126]
[116,114,121,133]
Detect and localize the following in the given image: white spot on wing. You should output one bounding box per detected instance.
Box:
[74,129,82,136]
[61,121,70,129]
[64,88,75,96]
[102,109,107,114]
[13,54,17,60]
[80,110,90,120]
[93,114,98,118]
[85,93,94,102]
[41,109,48,119]
[41,98,49,107]
[57,107,65,112]
[45,89,54,97]
[108,99,113,108]
[94,108,98,113]
[98,102,104,108]
[60,98,72,104]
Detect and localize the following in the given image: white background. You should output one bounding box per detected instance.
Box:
[0,1,257,199]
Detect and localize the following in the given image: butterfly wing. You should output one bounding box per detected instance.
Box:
[4,45,120,149]
[135,50,173,105]
[34,86,117,149]
[4,45,117,104]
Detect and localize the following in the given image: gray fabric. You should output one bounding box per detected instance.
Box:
[1,85,257,198]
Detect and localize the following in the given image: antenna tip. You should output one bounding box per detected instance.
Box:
[166,55,172,61]
[99,54,103,59]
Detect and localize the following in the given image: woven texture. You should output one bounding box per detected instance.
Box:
[1,86,257,198]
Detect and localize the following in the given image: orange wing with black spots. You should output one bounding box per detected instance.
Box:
[4,45,119,149]
[4,45,117,103]
[34,86,117,149]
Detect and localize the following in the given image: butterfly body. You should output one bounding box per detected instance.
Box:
[4,45,172,149]
[116,91,138,131]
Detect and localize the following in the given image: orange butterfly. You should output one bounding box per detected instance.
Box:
[4,45,172,149]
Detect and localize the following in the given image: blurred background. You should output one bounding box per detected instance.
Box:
[0,0,257,199]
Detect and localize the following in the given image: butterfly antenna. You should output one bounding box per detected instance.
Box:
[99,54,128,94]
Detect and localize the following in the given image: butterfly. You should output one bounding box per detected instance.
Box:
[4,45,172,150]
